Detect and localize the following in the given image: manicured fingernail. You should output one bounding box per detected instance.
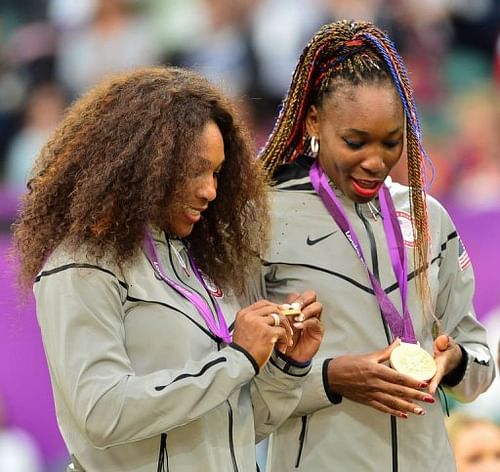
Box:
[423,396,435,404]
[419,383,428,389]
[293,322,303,329]
[414,407,425,416]
[400,412,408,419]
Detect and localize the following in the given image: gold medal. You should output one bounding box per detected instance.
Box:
[279,302,303,318]
[390,342,437,382]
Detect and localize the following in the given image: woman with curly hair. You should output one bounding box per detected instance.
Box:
[259,20,494,471]
[12,66,323,472]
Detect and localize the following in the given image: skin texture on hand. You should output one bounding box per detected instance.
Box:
[232,300,292,368]
[231,291,323,369]
[282,291,324,363]
[428,334,463,395]
[327,340,436,418]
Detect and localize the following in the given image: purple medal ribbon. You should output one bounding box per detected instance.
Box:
[309,160,416,343]
[143,229,232,343]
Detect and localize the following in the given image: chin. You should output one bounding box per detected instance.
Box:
[163,224,194,239]
[350,194,376,204]
[176,225,195,238]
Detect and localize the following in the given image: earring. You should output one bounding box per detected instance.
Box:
[310,136,319,156]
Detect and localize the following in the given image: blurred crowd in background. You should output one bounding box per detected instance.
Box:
[0,1,499,471]
[0,0,499,207]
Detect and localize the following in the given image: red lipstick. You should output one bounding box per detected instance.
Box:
[351,179,382,199]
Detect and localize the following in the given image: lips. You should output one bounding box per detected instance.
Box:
[351,178,383,198]
[183,206,207,224]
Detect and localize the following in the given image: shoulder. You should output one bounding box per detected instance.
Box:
[388,179,453,225]
[271,155,314,191]
[270,155,320,213]
[388,180,457,253]
[36,240,128,288]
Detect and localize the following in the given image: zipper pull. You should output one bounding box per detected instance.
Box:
[169,241,190,278]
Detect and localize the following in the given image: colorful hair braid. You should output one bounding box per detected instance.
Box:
[259,20,434,320]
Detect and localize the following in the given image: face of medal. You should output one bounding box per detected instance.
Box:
[390,342,437,382]
[305,83,404,203]
[279,302,302,317]
[164,121,225,238]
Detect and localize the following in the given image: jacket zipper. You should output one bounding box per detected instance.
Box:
[355,204,398,472]
[227,401,240,472]
[295,415,308,467]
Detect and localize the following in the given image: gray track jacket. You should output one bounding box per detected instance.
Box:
[262,156,494,472]
[34,229,311,472]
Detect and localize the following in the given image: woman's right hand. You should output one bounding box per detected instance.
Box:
[327,340,436,418]
[232,300,293,368]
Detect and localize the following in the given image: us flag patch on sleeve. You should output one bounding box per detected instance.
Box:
[458,237,471,271]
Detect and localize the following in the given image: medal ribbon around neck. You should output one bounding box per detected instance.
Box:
[143,229,232,343]
[309,160,416,343]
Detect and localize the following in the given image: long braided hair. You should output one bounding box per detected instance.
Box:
[260,20,434,318]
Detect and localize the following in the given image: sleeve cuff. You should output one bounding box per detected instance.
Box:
[322,359,343,404]
[442,344,468,387]
[269,349,312,377]
[229,342,259,375]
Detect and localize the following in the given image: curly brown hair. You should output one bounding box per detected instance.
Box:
[12,66,269,294]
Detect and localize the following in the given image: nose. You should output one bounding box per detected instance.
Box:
[196,175,217,202]
[360,152,386,176]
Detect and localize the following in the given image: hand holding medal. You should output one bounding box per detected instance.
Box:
[428,334,464,395]
[390,335,464,395]
[278,291,324,364]
[390,341,437,382]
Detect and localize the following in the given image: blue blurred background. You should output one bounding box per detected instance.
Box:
[0,1,499,470]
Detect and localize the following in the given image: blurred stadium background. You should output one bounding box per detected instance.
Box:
[0,1,498,470]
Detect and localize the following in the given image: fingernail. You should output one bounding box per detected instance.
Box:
[400,412,408,419]
[414,407,425,416]
[423,395,435,404]
[295,314,305,322]
[419,382,428,389]
[293,322,303,329]
[289,339,294,346]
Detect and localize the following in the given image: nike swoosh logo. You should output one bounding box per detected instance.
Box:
[306,231,338,246]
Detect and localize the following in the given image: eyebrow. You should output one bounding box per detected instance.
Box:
[192,157,225,172]
[345,127,402,136]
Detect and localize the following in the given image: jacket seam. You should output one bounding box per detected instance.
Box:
[154,356,227,391]
[34,263,129,290]
[125,295,220,342]
[229,343,259,375]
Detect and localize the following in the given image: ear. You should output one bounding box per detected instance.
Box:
[305,105,320,138]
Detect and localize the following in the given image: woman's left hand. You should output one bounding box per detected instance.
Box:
[281,290,323,363]
[428,334,463,395]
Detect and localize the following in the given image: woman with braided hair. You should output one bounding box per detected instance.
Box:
[12,66,324,472]
[259,20,494,471]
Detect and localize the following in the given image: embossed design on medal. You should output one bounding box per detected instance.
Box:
[390,342,437,382]
[279,302,304,321]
